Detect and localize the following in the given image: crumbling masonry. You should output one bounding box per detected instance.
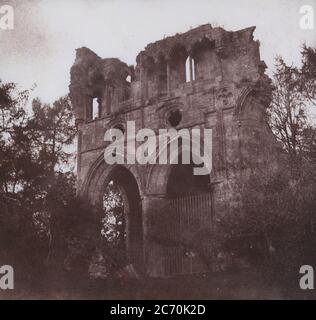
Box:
[69,24,278,277]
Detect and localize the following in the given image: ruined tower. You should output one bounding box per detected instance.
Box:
[69,24,276,277]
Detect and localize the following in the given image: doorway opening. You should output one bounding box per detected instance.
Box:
[101,166,143,273]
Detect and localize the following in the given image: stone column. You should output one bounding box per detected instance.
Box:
[69,85,90,122]
[142,193,169,277]
[101,86,112,116]
[166,61,171,95]
[140,55,149,102]
[189,56,193,82]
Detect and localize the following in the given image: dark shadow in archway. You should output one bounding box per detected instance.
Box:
[167,162,210,198]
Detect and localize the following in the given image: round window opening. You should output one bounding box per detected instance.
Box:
[167,109,182,127]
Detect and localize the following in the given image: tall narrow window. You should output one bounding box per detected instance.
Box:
[185,57,190,82]
[92,97,100,120]
[185,57,196,82]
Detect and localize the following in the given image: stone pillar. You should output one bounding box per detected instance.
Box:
[69,85,90,122]
[166,62,171,95]
[85,96,92,120]
[139,66,146,101]
[142,193,169,277]
[101,86,112,116]
[139,54,149,102]
[189,56,193,82]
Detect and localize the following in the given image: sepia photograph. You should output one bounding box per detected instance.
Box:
[0,0,316,306]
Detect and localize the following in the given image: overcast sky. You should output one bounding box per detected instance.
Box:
[0,0,315,104]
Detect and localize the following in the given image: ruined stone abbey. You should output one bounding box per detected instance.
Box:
[69,24,278,277]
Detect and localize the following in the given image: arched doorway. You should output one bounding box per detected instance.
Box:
[100,165,143,274]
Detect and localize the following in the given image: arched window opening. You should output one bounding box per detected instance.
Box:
[185,56,196,82]
[126,75,131,83]
[185,57,190,82]
[92,97,101,120]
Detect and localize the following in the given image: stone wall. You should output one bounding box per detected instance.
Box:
[69,24,279,277]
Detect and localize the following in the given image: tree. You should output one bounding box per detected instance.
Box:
[267,57,310,158]
[0,80,78,285]
[0,81,29,136]
[0,81,76,200]
[0,81,31,195]
[299,45,316,107]
[28,96,76,173]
